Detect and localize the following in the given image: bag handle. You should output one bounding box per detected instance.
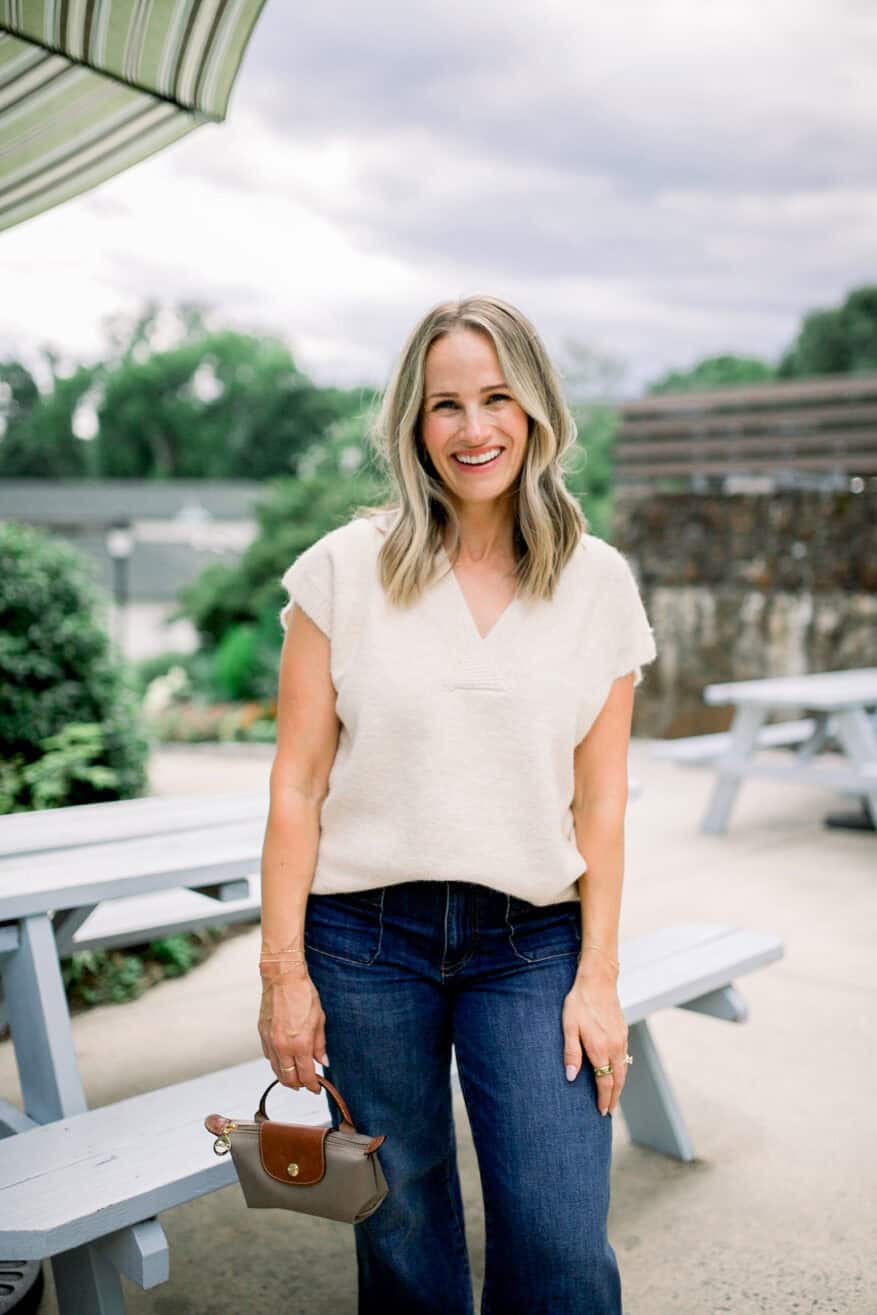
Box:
[256,1075,358,1134]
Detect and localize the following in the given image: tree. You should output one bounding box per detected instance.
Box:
[0,300,376,481]
[171,405,389,650]
[647,354,776,395]
[778,286,877,378]
[0,358,98,478]
[557,340,630,540]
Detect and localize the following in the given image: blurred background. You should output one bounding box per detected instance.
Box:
[2,1,876,791]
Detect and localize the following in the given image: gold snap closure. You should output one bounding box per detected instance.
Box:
[287,1162,299,1177]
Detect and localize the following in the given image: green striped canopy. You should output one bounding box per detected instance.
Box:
[0,0,267,232]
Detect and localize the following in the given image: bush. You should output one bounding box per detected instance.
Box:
[131,649,199,697]
[60,930,225,1010]
[0,520,150,812]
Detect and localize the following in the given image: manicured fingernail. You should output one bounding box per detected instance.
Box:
[320,1053,329,1066]
[566,1065,577,1082]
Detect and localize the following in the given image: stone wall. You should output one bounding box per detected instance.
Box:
[613,489,877,737]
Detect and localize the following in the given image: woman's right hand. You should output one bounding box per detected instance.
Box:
[257,969,329,1095]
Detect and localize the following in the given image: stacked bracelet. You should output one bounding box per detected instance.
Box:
[259,949,307,978]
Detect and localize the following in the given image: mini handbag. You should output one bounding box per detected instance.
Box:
[204,1074,389,1223]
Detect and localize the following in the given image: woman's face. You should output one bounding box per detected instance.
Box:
[420,327,530,511]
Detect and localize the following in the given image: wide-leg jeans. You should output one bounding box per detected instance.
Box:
[304,878,623,1315]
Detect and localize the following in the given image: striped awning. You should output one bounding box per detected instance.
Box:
[0,0,267,232]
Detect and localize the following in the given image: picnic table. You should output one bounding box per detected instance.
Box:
[0,792,267,1315]
[695,668,877,833]
[0,788,783,1314]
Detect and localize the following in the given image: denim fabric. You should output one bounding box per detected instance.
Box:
[304,879,623,1315]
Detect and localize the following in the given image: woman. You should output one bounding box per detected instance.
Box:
[257,294,657,1315]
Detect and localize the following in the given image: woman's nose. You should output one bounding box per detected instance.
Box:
[459,404,492,439]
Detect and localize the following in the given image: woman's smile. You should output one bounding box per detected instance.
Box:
[451,445,505,471]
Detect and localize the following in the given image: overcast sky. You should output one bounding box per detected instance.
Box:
[2,0,876,397]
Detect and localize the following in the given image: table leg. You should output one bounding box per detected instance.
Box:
[52,1243,127,1315]
[700,704,768,834]
[830,708,877,827]
[617,1020,696,1161]
[0,913,86,1122]
[793,711,833,761]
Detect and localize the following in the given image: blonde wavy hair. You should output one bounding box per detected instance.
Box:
[355,294,587,607]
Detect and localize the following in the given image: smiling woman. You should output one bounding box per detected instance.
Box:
[421,333,530,498]
[262,294,656,1315]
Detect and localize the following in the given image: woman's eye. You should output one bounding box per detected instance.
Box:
[433,394,508,410]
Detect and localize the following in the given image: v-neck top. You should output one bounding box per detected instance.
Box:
[278,510,657,906]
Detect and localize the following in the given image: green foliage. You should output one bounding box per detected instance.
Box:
[93,329,352,479]
[778,286,877,377]
[61,949,148,1007]
[0,359,99,478]
[60,931,218,1008]
[647,354,776,395]
[147,934,205,977]
[171,407,390,651]
[211,623,260,700]
[131,649,199,697]
[0,301,376,481]
[0,520,150,813]
[557,341,629,540]
[7,723,120,811]
[564,404,616,540]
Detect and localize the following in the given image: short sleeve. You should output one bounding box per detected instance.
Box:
[608,548,657,688]
[278,540,333,638]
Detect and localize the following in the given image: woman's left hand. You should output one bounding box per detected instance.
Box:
[561,964,629,1116]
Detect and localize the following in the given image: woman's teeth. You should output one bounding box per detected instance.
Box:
[453,447,503,468]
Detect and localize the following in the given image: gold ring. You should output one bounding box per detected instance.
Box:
[593,1053,634,1077]
[279,1061,297,1072]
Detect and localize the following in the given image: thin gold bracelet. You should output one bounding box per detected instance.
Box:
[580,943,620,971]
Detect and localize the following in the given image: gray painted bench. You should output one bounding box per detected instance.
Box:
[652,717,818,764]
[0,1057,324,1313]
[0,790,266,860]
[454,919,784,1162]
[0,791,267,1031]
[652,671,877,832]
[67,878,262,955]
[0,919,783,1312]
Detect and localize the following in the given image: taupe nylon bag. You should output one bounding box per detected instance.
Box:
[205,1075,389,1223]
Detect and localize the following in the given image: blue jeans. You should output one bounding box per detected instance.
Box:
[304,878,623,1315]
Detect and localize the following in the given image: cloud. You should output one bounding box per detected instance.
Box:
[1,0,875,394]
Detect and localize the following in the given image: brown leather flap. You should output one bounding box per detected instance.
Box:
[259,1121,329,1186]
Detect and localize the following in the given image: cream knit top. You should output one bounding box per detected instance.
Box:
[278,510,657,907]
